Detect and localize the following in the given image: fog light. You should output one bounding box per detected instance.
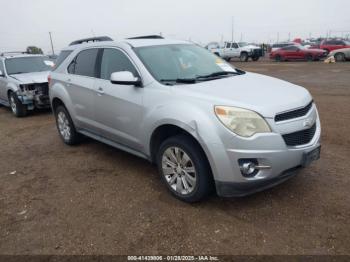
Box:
[238,159,271,177]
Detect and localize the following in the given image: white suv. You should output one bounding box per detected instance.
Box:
[0,53,52,117]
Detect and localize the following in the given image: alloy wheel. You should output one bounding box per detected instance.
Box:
[57,111,71,141]
[161,146,197,195]
[10,95,17,114]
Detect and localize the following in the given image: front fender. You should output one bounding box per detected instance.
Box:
[141,101,231,181]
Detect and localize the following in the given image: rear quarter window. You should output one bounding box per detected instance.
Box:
[54,50,73,70]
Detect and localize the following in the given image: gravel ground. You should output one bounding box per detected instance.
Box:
[0,60,349,255]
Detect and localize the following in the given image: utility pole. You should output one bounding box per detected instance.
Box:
[231,16,234,43]
[49,32,55,55]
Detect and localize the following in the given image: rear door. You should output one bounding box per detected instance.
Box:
[65,48,99,131]
[222,42,232,57]
[93,48,144,150]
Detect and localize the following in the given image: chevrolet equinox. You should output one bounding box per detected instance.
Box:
[49,36,321,202]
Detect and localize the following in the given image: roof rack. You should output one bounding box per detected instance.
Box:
[69,36,113,46]
[0,51,28,56]
[127,35,164,40]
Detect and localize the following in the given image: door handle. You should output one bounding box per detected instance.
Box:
[97,87,104,95]
[66,78,72,87]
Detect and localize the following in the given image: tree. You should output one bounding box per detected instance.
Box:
[26,46,43,54]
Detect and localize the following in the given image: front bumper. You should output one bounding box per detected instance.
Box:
[216,166,302,197]
[207,104,321,197]
[17,83,50,109]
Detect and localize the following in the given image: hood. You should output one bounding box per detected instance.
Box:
[176,72,312,118]
[330,47,350,55]
[9,71,50,85]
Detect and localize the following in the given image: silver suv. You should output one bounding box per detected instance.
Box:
[49,36,321,202]
[0,53,52,117]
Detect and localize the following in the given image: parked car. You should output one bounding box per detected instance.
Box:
[207,42,263,62]
[50,36,321,202]
[270,45,327,61]
[0,53,52,117]
[329,47,350,62]
[320,39,350,54]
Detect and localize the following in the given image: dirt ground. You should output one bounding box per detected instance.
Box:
[0,60,349,255]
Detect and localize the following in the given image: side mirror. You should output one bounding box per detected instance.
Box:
[0,70,4,77]
[110,71,142,87]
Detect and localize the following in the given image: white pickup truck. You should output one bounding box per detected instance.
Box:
[206,42,263,62]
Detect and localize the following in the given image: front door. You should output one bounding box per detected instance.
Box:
[93,48,144,151]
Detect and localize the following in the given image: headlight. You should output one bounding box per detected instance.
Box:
[214,106,271,137]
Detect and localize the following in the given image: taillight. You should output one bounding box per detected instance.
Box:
[48,75,51,86]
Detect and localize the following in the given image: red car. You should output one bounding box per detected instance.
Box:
[320,39,350,54]
[270,45,327,62]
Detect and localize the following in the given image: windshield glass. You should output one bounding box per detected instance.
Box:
[5,56,52,75]
[135,44,237,83]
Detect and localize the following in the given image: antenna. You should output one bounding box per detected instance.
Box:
[49,32,55,55]
[231,16,234,43]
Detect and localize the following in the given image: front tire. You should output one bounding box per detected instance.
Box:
[252,56,260,61]
[54,105,81,145]
[157,135,213,202]
[8,92,27,117]
[334,52,345,62]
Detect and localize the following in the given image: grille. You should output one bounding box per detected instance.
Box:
[34,83,49,95]
[282,123,317,146]
[275,101,313,122]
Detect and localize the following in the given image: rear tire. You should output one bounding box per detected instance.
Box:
[306,54,314,62]
[275,55,282,62]
[334,52,345,62]
[8,92,27,117]
[54,105,81,145]
[157,134,213,202]
[240,52,249,62]
[252,56,260,61]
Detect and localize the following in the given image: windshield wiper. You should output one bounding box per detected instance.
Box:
[196,71,241,79]
[160,78,196,84]
[9,72,28,75]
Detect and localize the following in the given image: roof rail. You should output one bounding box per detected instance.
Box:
[69,36,113,46]
[127,35,164,40]
[0,51,28,56]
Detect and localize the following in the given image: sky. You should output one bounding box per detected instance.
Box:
[0,0,349,54]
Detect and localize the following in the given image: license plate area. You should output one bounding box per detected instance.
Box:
[302,146,321,167]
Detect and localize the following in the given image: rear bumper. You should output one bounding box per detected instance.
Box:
[215,166,301,197]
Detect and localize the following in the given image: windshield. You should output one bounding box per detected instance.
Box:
[135,44,238,83]
[5,56,52,75]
